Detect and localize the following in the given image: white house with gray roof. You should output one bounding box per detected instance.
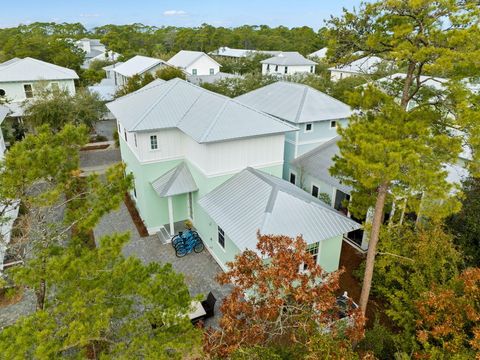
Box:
[108,78,358,271]
[210,47,281,58]
[261,52,317,76]
[0,57,78,117]
[236,81,352,179]
[168,50,221,76]
[329,56,384,81]
[111,55,169,86]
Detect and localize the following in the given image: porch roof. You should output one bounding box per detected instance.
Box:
[151,162,198,197]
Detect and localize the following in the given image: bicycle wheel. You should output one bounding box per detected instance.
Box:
[171,235,183,248]
[175,245,188,258]
[194,240,204,253]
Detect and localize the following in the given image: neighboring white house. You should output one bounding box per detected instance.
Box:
[0,57,79,117]
[210,47,281,58]
[329,56,384,81]
[168,50,221,76]
[0,105,9,159]
[111,55,169,86]
[261,52,317,76]
[308,47,328,59]
[75,38,120,68]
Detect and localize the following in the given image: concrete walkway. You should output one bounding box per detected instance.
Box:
[94,203,231,327]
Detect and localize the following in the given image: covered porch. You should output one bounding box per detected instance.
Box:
[150,162,198,241]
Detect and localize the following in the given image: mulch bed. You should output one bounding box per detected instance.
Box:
[338,240,391,328]
[124,193,149,237]
[0,287,23,308]
[80,144,110,151]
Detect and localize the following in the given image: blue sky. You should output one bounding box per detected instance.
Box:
[0,1,364,29]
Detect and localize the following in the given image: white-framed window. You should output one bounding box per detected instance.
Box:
[134,133,137,147]
[150,135,158,150]
[303,242,319,271]
[275,65,279,72]
[23,84,33,98]
[330,120,337,128]
[209,68,214,75]
[289,171,297,185]
[310,66,314,73]
[266,64,270,71]
[284,66,288,74]
[305,123,313,133]
[218,226,225,249]
[124,129,127,142]
[117,122,121,132]
[311,185,319,198]
[192,69,198,75]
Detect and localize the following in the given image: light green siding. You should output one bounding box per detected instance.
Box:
[318,235,343,272]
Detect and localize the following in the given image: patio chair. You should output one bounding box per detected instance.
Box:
[201,291,217,319]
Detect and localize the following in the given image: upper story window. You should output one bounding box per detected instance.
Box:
[209,68,214,75]
[150,135,158,150]
[310,66,314,73]
[311,185,319,198]
[134,133,137,147]
[305,123,313,132]
[192,69,198,75]
[266,64,270,71]
[330,120,337,128]
[218,226,225,249]
[289,172,296,185]
[275,65,279,72]
[284,66,288,74]
[124,129,127,142]
[23,84,33,99]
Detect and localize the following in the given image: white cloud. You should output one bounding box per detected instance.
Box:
[163,10,187,16]
[80,13,101,18]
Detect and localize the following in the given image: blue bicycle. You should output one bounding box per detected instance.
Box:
[172,230,204,257]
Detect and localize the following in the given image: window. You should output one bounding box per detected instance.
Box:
[303,243,319,270]
[23,84,33,98]
[134,133,137,147]
[132,177,137,198]
[310,66,314,73]
[192,69,198,75]
[275,65,279,72]
[218,226,225,249]
[150,135,158,150]
[330,120,337,128]
[209,68,214,75]
[266,64,270,71]
[289,172,296,185]
[117,122,121,132]
[311,185,319,198]
[305,123,313,132]
[284,66,288,74]
[124,129,127,142]
[50,82,60,91]
[0,89,5,97]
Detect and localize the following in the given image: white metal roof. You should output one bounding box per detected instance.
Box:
[198,167,361,253]
[329,56,383,75]
[309,48,328,59]
[187,71,242,85]
[0,57,79,82]
[210,47,282,58]
[291,136,352,194]
[168,50,221,69]
[0,105,9,124]
[261,52,317,66]
[236,81,352,123]
[107,78,297,143]
[112,55,167,77]
[151,162,198,197]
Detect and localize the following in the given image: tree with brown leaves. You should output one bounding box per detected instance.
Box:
[204,233,364,359]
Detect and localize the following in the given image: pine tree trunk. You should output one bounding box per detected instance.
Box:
[359,182,389,316]
[35,278,46,311]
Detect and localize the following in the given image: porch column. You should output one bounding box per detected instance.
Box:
[168,196,174,236]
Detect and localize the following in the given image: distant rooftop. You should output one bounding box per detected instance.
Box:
[210,46,281,58]
[309,47,328,59]
[112,55,167,78]
[168,50,220,69]
[329,56,384,75]
[261,52,317,66]
[0,57,79,82]
[236,81,352,123]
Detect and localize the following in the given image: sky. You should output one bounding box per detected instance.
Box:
[0,1,364,30]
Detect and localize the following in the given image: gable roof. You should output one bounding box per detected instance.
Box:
[329,56,384,75]
[112,55,167,77]
[151,162,198,197]
[0,57,79,82]
[107,78,297,143]
[198,167,360,252]
[168,50,221,69]
[261,52,317,66]
[291,136,351,194]
[309,48,328,59]
[0,105,9,124]
[235,81,352,123]
[210,47,282,58]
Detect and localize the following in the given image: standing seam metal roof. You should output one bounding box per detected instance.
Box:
[198,167,360,253]
[0,57,79,82]
[0,105,9,124]
[106,78,298,143]
[235,81,352,123]
[261,52,317,66]
[112,55,167,77]
[168,51,221,69]
[151,162,198,197]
